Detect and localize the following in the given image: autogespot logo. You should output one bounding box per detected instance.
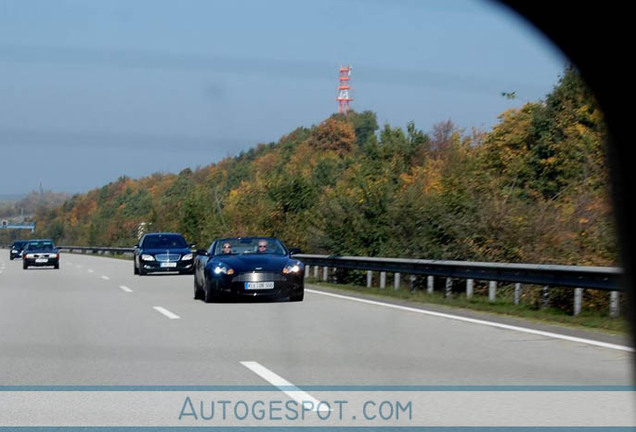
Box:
[177,396,413,423]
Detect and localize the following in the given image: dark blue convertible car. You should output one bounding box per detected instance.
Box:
[193,237,304,302]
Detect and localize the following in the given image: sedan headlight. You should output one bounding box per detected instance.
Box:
[25,253,36,259]
[283,261,303,274]
[140,254,155,261]
[213,262,234,275]
[181,253,193,261]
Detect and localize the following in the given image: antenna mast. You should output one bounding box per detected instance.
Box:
[336,65,353,114]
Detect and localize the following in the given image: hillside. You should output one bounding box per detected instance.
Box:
[34,66,616,268]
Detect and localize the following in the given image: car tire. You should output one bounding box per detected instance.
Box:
[9,256,13,261]
[203,280,215,303]
[54,262,59,270]
[193,276,203,300]
[134,263,139,275]
[139,266,146,276]
[23,262,28,270]
[290,290,304,302]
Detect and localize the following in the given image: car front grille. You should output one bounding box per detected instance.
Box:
[233,272,286,282]
[155,253,181,262]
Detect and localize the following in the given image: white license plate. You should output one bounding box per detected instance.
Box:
[160,262,177,268]
[245,281,275,290]
[35,258,49,263]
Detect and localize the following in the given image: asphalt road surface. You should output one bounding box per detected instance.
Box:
[0,252,634,427]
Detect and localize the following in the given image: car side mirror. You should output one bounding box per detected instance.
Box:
[289,248,302,255]
[190,243,196,249]
[196,249,209,256]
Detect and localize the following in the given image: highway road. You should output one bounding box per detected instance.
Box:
[0,251,634,427]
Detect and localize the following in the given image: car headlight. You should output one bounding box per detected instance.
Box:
[213,262,234,275]
[25,253,36,259]
[283,261,303,274]
[181,253,193,261]
[11,249,17,253]
[141,254,155,261]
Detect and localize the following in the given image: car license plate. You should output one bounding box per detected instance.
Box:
[160,262,177,268]
[35,258,48,263]
[245,281,275,290]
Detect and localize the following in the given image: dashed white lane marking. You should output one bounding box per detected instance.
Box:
[87,269,94,273]
[241,361,328,412]
[119,285,133,293]
[305,289,633,352]
[101,275,110,281]
[153,306,180,320]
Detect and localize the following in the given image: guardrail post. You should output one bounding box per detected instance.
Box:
[427,276,434,294]
[514,283,522,305]
[466,279,474,299]
[445,278,452,297]
[304,265,310,278]
[366,271,373,288]
[394,273,400,290]
[322,266,328,282]
[542,286,549,309]
[410,275,417,292]
[380,272,386,289]
[610,291,620,318]
[488,281,497,302]
[573,288,583,316]
[313,266,319,279]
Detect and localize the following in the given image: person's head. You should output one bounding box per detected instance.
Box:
[222,242,232,253]
[257,240,268,252]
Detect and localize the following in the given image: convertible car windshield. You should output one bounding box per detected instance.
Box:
[212,237,286,256]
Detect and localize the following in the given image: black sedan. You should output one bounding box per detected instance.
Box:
[22,239,60,269]
[193,237,304,302]
[133,232,195,275]
[9,240,28,260]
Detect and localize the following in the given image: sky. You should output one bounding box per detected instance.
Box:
[0,0,567,196]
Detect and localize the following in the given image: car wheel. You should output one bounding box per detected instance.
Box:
[9,256,13,261]
[203,279,216,303]
[134,263,139,275]
[54,262,59,270]
[290,290,304,302]
[193,275,203,300]
[23,262,28,270]
[139,266,146,276]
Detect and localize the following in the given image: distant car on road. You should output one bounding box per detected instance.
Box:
[133,232,194,275]
[22,239,60,269]
[9,240,28,260]
[193,236,304,302]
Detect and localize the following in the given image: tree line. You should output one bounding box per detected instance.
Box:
[34,66,616,271]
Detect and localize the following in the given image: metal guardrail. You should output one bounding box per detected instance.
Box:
[58,246,135,254]
[293,254,624,292]
[55,247,623,315]
[57,247,622,291]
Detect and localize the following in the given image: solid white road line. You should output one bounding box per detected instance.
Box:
[119,285,133,293]
[241,361,328,412]
[305,289,634,352]
[101,275,110,280]
[153,306,180,320]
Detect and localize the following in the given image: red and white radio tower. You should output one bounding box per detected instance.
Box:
[336,65,353,114]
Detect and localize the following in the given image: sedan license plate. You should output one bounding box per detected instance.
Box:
[35,258,48,263]
[245,281,275,290]
[160,262,177,268]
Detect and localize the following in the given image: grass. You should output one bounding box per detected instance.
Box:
[307,279,630,335]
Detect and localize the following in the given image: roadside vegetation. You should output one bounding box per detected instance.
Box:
[25,66,621,317]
